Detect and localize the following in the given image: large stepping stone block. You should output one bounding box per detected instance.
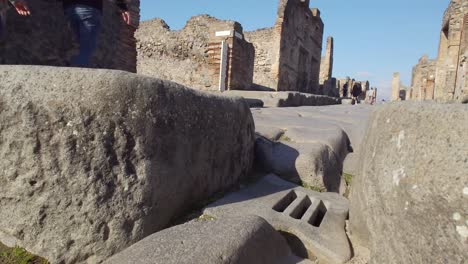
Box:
[204,174,352,263]
[349,102,468,263]
[0,66,255,263]
[104,215,312,264]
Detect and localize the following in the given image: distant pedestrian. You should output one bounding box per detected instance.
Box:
[366,88,373,104]
[343,83,348,98]
[371,88,377,105]
[0,0,30,40]
[352,83,361,104]
[61,0,131,67]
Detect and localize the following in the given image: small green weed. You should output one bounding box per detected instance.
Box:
[279,134,293,142]
[343,173,353,186]
[301,181,325,192]
[197,214,217,221]
[0,244,48,264]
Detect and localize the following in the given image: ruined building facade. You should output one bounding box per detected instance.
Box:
[319,36,339,97]
[435,0,467,102]
[407,0,467,102]
[136,16,254,91]
[0,0,140,72]
[408,55,437,100]
[137,0,325,94]
[246,0,324,93]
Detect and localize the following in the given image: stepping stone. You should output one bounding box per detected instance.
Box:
[203,174,352,264]
[104,215,311,264]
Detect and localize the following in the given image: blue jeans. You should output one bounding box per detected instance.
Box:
[64,5,102,67]
[0,11,6,41]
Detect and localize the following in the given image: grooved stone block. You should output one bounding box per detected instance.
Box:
[0,65,255,264]
[104,215,312,264]
[203,174,352,264]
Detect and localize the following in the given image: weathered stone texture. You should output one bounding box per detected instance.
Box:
[104,215,305,264]
[246,0,324,93]
[136,15,254,91]
[0,0,139,72]
[434,0,467,102]
[409,55,436,100]
[0,66,255,263]
[349,103,468,264]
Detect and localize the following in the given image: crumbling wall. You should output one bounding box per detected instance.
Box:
[246,0,324,93]
[244,28,279,90]
[320,36,333,85]
[410,55,437,100]
[434,0,467,102]
[137,15,254,91]
[391,72,401,101]
[0,0,139,72]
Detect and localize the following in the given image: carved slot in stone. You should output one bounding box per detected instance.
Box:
[308,200,327,227]
[273,190,297,213]
[289,196,312,220]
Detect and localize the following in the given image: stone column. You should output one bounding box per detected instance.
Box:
[320,36,334,84]
[391,72,401,101]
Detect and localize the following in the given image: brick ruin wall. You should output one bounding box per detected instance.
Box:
[136,15,254,91]
[245,0,323,93]
[0,0,140,72]
[434,0,467,102]
[244,28,279,90]
[409,56,437,100]
[207,24,254,91]
[320,36,333,85]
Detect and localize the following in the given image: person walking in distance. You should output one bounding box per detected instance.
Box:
[0,0,30,40]
[62,0,131,67]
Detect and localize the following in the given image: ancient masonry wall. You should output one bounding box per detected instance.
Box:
[0,0,140,72]
[409,55,437,100]
[136,15,254,91]
[245,0,324,93]
[319,36,338,97]
[434,0,467,102]
[391,72,401,101]
[207,24,255,90]
[320,36,334,84]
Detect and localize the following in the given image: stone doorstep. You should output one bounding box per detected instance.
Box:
[203,174,352,264]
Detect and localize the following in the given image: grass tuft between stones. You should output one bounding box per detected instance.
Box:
[301,181,325,192]
[197,214,217,221]
[343,173,353,186]
[0,243,49,264]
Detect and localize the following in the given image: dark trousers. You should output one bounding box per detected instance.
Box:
[64,4,102,67]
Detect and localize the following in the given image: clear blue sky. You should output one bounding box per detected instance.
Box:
[140,0,450,99]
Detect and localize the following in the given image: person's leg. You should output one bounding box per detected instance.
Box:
[0,9,7,42]
[76,6,101,67]
[64,6,82,65]
[66,5,102,67]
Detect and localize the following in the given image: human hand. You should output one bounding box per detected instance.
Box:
[13,1,31,16]
[121,11,130,25]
